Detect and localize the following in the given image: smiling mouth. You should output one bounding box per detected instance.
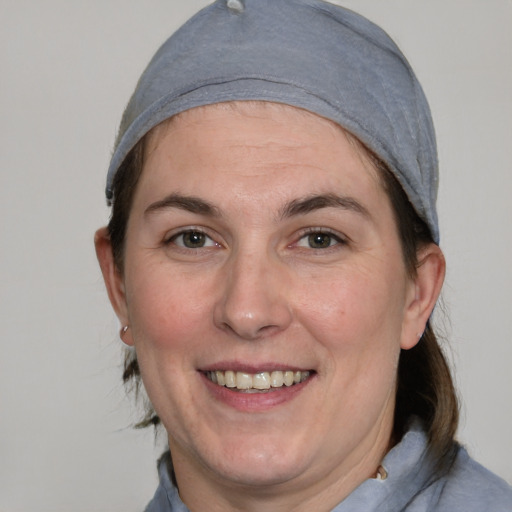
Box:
[204,370,312,393]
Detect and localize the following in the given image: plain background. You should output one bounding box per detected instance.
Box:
[1,1,511,510]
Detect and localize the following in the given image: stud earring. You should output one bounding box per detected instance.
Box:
[120,325,130,345]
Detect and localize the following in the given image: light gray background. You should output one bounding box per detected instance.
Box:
[1,1,511,510]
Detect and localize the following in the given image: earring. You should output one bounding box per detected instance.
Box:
[120,325,130,344]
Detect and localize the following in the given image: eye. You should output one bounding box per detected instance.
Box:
[296,230,344,249]
[169,230,218,249]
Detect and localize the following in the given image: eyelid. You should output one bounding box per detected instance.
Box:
[162,225,348,251]
[293,227,348,248]
[164,226,221,248]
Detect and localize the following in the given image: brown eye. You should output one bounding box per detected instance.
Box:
[307,233,336,249]
[183,231,206,248]
[172,230,216,249]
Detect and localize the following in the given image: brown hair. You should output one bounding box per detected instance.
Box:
[374,155,459,468]
[106,114,459,471]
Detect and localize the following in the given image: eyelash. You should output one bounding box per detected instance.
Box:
[165,228,219,249]
[164,227,347,252]
[294,228,347,250]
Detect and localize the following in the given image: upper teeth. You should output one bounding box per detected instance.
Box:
[206,370,310,390]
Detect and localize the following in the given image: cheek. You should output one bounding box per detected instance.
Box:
[292,260,408,405]
[125,263,215,355]
[294,262,408,348]
[124,267,217,419]
[290,266,404,440]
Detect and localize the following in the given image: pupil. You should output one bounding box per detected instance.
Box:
[184,231,205,248]
[309,233,331,248]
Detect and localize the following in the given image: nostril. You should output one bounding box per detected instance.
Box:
[218,312,285,341]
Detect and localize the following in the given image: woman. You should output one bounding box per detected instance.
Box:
[95,0,512,510]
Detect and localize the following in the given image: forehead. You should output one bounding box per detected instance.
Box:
[131,102,392,224]
[143,102,382,184]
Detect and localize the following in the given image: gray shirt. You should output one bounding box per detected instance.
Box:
[145,422,512,511]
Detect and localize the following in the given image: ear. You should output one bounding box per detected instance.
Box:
[400,243,445,350]
[94,227,134,346]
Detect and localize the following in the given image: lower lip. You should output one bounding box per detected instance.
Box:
[200,372,314,412]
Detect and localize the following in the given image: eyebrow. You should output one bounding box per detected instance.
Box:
[144,192,370,220]
[279,193,370,220]
[145,193,220,217]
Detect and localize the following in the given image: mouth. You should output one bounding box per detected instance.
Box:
[204,369,312,393]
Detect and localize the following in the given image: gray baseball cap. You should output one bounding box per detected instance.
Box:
[106,0,440,242]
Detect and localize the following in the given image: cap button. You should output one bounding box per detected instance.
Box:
[227,0,244,13]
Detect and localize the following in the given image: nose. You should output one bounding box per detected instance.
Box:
[213,249,293,340]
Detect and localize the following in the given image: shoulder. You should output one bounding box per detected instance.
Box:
[434,445,512,511]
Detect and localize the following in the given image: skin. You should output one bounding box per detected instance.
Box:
[96,102,445,511]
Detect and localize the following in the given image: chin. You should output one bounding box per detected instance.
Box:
[211,454,307,488]
[185,431,312,488]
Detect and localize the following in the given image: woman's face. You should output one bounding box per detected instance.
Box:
[99,102,436,503]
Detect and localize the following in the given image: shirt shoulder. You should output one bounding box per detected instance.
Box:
[434,447,512,511]
[144,452,190,512]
